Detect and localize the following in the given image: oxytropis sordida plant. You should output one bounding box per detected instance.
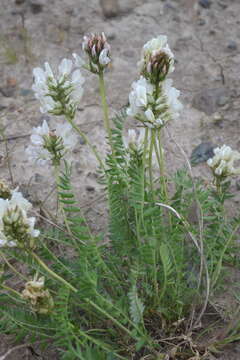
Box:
[0,33,240,359]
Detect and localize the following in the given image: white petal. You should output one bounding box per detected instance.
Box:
[58,58,73,77]
[99,49,111,65]
[72,53,85,67]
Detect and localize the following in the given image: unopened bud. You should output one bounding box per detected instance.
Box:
[83,32,111,74]
[142,51,172,83]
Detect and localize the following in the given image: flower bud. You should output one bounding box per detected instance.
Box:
[142,51,172,83]
[82,32,111,73]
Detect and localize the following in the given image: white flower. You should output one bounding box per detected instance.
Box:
[55,123,78,150]
[0,193,39,248]
[127,77,154,117]
[207,145,240,177]
[99,48,111,66]
[58,58,73,78]
[161,79,183,119]
[26,120,51,165]
[26,120,78,165]
[32,59,85,115]
[139,35,174,73]
[145,108,155,123]
[72,53,85,67]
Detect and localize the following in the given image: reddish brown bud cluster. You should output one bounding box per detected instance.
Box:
[82,33,111,73]
[143,51,172,84]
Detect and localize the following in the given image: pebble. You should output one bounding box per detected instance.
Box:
[227,40,237,51]
[199,0,211,9]
[212,112,223,127]
[190,142,215,165]
[218,1,228,9]
[100,0,119,18]
[86,185,95,192]
[197,18,206,26]
[217,95,228,107]
[192,87,229,115]
[15,0,25,4]
[29,0,44,14]
[34,173,44,182]
[0,105,7,112]
[19,88,34,97]
[0,87,15,98]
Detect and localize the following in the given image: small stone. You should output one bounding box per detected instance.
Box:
[197,18,206,26]
[29,0,44,14]
[190,142,215,165]
[6,77,17,87]
[218,1,228,9]
[0,87,15,98]
[86,185,95,192]
[212,112,223,126]
[100,0,119,18]
[192,87,229,115]
[34,173,44,182]
[0,105,7,112]
[199,0,211,8]
[227,40,237,51]
[217,95,228,107]
[19,88,34,97]
[15,0,25,4]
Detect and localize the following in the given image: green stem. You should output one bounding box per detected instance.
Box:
[66,115,105,170]
[1,284,22,298]
[141,128,149,226]
[149,130,155,198]
[87,299,133,338]
[77,327,126,360]
[30,251,77,292]
[0,251,28,281]
[98,71,114,153]
[157,129,168,201]
[157,129,172,229]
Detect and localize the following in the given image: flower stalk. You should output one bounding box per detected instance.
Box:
[98,70,114,153]
[30,251,77,293]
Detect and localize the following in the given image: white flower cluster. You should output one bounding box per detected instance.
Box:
[0,190,39,247]
[26,120,78,166]
[32,58,85,116]
[127,35,182,129]
[207,145,240,178]
[127,76,182,128]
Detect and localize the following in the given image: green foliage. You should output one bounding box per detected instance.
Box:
[1,111,239,359]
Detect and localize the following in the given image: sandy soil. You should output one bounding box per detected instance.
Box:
[0,0,240,358]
